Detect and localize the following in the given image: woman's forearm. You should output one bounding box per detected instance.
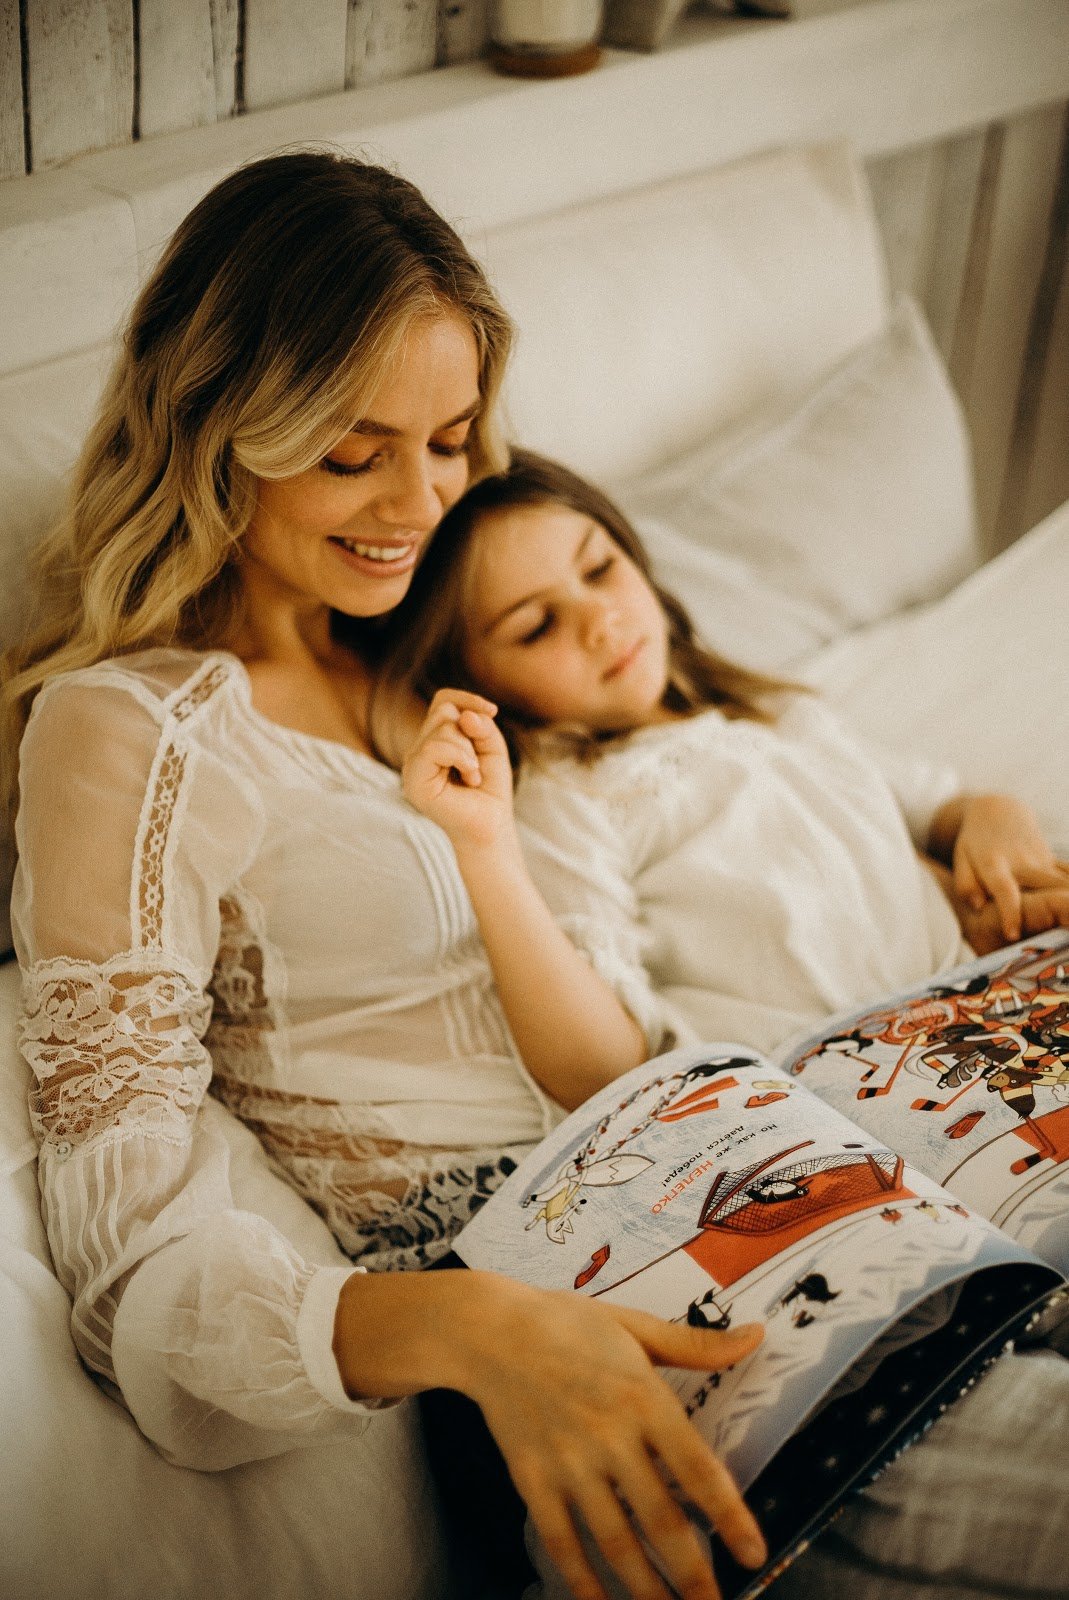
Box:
[455,836,648,1108]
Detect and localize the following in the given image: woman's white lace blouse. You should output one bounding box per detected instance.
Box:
[13,648,619,1469]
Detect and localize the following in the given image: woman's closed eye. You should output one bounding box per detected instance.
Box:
[320,429,471,477]
[584,556,615,583]
[320,452,383,478]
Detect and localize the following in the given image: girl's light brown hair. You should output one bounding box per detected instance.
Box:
[1,149,512,811]
[371,449,802,770]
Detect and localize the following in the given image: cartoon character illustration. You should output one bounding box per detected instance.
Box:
[788,938,1069,1176]
[685,1288,733,1331]
[777,1272,841,1327]
[521,1055,756,1242]
[523,1152,653,1243]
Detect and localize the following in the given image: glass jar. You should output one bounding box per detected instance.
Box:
[489,1,605,76]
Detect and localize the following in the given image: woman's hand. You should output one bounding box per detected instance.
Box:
[334,1268,766,1600]
[402,687,518,856]
[930,794,1069,942]
[461,1277,767,1600]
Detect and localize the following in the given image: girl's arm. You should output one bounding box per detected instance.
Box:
[926,793,1069,942]
[402,689,648,1108]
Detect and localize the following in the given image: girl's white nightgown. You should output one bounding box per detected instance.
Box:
[514,694,972,1059]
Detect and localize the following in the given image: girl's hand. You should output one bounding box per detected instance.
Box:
[462,1278,767,1600]
[950,795,1069,941]
[954,882,1069,956]
[402,688,517,855]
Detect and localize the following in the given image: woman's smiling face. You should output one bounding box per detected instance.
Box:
[461,500,672,731]
[241,313,482,619]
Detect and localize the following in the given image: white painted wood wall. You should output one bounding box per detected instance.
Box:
[2,0,1067,546]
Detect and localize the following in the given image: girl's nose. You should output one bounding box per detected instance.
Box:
[375,453,447,532]
[580,595,618,650]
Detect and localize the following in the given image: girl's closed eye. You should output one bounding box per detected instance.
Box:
[585,556,615,583]
[519,612,554,646]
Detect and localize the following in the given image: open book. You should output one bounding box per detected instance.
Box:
[454,930,1069,1597]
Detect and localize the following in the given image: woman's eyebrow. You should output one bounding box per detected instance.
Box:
[482,523,598,635]
[348,400,481,438]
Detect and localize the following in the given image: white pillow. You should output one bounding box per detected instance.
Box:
[805,498,1069,857]
[621,295,979,651]
[487,142,888,484]
[639,513,834,674]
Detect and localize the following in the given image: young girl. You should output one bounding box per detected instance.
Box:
[383,448,1069,1600]
[384,450,1069,1062]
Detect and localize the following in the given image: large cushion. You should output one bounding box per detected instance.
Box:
[806,498,1069,857]
[627,295,979,661]
[485,142,888,483]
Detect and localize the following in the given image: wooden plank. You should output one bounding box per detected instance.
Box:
[24,0,134,169]
[347,0,437,88]
[923,127,986,364]
[865,143,941,301]
[209,0,240,119]
[1009,110,1069,539]
[244,0,347,111]
[955,104,1065,554]
[436,0,490,65]
[138,0,216,139]
[0,0,26,178]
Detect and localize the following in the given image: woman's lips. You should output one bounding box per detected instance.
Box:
[603,638,646,680]
[328,534,420,579]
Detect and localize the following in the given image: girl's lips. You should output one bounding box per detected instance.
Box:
[603,638,646,680]
[328,535,420,579]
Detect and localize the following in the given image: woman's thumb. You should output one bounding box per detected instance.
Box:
[622,1310,764,1371]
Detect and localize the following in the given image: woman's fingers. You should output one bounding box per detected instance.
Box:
[578,1478,679,1600]
[524,1484,611,1600]
[655,1412,766,1574]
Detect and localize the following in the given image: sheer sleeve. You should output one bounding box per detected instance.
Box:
[12,662,379,1470]
[516,768,697,1057]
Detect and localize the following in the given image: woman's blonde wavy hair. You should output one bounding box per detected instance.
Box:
[1,149,512,811]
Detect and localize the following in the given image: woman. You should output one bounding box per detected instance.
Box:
[1,152,766,1600]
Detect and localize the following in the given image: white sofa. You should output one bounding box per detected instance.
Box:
[1,73,1067,1600]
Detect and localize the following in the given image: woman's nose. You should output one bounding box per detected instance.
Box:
[375,453,446,532]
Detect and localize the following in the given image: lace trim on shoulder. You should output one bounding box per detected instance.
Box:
[20,955,212,1155]
[135,657,235,948]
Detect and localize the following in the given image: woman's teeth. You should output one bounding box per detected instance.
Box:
[334,537,409,562]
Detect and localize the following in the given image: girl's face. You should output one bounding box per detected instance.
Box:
[241,313,481,619]
[462,501,672,731]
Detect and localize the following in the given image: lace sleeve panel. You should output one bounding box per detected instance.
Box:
[13,667,377,1467]
[516,767,697,1056]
